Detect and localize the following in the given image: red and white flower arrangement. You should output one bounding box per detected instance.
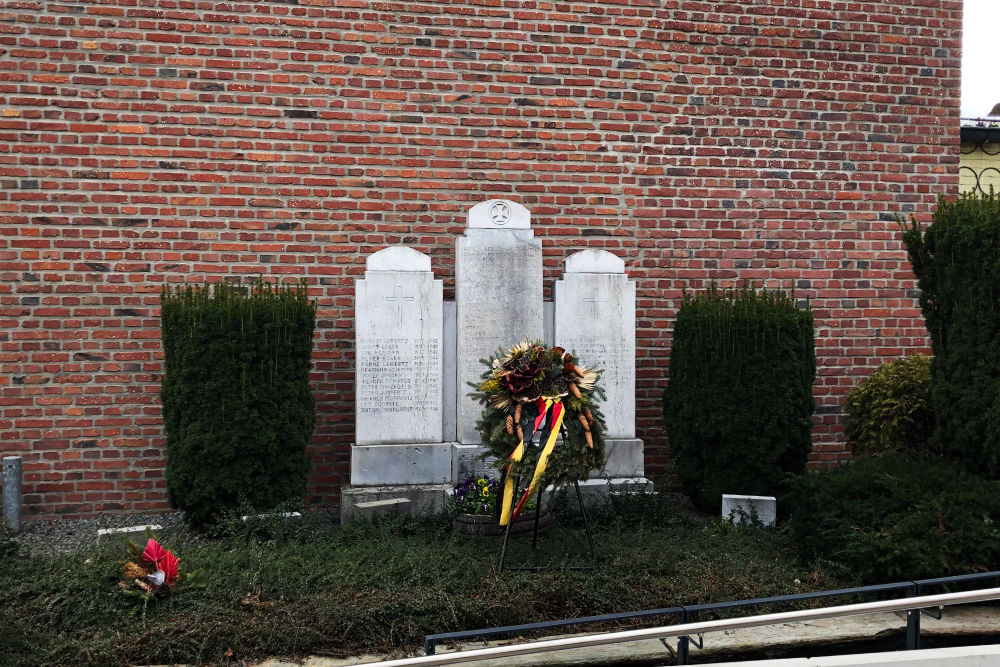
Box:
[121,537,181,597]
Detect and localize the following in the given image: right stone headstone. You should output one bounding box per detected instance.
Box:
[455,199,544,444]
[554,249,636,439]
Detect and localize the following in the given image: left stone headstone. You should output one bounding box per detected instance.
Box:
[354,247,443,446]
[343,247,451,522]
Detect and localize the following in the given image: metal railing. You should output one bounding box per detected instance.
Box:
[354,578,1000,667]
[962,116,1000,127]
[426,570,1000,661]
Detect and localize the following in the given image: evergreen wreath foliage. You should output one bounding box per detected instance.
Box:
[470,340,606,491]
[160,279,316,527]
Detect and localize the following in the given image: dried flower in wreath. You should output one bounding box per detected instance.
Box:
[469,340,606,526]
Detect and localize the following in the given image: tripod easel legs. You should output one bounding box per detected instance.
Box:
[498,480,598,572]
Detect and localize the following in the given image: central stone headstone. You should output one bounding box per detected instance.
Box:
[455,199,544,444]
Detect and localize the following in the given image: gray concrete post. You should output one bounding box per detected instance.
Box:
[2,456,22,532]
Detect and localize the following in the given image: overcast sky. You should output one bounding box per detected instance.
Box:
[962,0,998,118]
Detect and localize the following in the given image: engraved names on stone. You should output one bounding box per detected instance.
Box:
[554,249,636,439]
[355,247,443,446]
[356,338,439,416]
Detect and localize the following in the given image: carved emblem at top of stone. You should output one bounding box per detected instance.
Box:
[489,200,511,226]
[467,199,531,229]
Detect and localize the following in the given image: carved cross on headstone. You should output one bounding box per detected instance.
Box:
[583,290,608,317]
[385,285,414,324]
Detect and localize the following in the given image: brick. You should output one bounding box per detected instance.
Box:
[2,0,957,521]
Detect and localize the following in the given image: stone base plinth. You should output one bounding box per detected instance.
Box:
[453,438,647,482]
[535,477,654,515]
[350,442,455,486]
[574,477,654,498]
[342,439,650,523]
[452,443,495,480]
[589,438,645,479]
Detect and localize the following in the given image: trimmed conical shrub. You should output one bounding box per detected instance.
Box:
[160,280,316,526]
[663,284,815,512]
[902,193,1000,476]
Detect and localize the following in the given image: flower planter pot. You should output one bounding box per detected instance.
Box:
[453,506,551,540]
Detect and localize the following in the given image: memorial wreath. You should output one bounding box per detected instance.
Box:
[471,340,606,526]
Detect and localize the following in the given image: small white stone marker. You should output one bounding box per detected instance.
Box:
[96,524,162,539]
[240,511,302,522]
[722,494,776,526]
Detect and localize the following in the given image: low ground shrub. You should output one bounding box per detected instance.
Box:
[663,284,815,512]
[1,502,847,667]
[0,522,16,560]
[844,354,933,458]
[783,453,1000,583]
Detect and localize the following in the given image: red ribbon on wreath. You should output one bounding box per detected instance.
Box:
[499,396,566,526]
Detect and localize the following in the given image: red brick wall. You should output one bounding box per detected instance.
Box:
[0,1,961,520]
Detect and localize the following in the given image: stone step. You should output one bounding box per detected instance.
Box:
[353,497,411,521]
[340,483,450,524]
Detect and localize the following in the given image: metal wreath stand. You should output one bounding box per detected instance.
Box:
[496,417,599,573]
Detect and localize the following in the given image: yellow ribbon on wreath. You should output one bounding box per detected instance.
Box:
[499,397,566,526]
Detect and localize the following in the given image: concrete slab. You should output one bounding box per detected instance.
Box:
[354,499,410,521]
[340,483,449,523]
[241,512,301,522]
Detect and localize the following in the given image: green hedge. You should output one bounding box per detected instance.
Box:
[161,280,316,526]
[783,454,1000,583]
[902,193,1000,475]
[844,354,933,459]
[663,285,815,512]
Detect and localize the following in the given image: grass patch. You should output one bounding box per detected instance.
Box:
[2,494,850,666]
